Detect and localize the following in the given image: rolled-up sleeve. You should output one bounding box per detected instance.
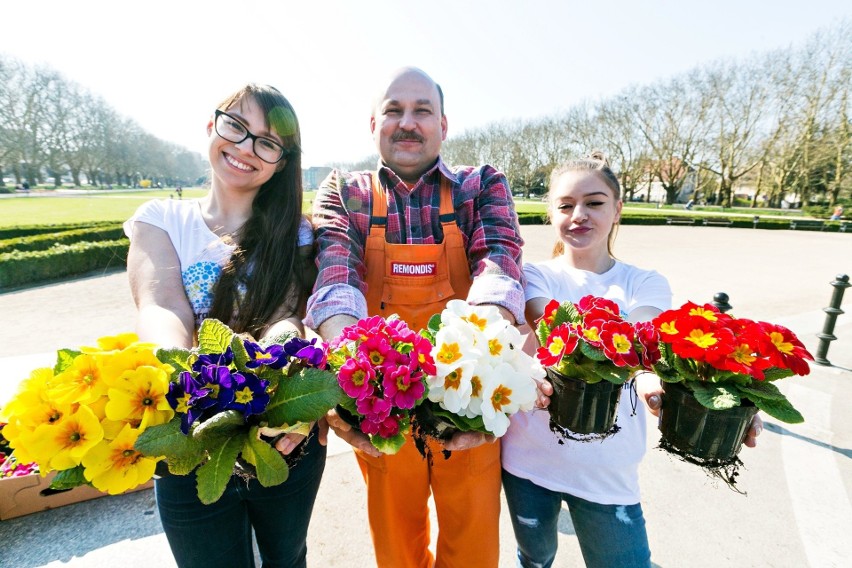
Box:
[459,166,526,324]
[304,170,370,329]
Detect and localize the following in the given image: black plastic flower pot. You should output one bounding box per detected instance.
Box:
[658,381,758,461]
[545,367,622,435]
[413,402,458,441]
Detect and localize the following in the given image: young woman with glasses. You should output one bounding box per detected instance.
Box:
[124,84,321,568]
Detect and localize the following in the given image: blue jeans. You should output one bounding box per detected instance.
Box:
[502,470,651,568]
[155,431,326,568]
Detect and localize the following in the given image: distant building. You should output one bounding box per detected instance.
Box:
[302,167,333,190]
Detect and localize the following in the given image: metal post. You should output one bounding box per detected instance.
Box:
[712,292,732,313]
[753,215,760,229]
[815,274,850,366]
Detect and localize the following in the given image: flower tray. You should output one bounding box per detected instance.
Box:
[0,471,153,521]
[544,368,622,435]
[658,381,758,462]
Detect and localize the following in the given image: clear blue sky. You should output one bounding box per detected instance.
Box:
[2,0,850,167]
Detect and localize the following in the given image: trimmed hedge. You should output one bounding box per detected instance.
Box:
[0,224,125,254]
[0,220,122,240]
[0,239,129,289]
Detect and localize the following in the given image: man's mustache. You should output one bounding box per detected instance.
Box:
[392,132,424,143]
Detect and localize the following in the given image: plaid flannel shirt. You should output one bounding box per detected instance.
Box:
[304,158,526,330]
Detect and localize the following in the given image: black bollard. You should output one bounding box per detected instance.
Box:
[712,292,732,313]
[815,274,850,366]
[752,215,760,229]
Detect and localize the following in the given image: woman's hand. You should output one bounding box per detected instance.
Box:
[534,375,553,409]
[639,374,764,448]
[275,432,308,455]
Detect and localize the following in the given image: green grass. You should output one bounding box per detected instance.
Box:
[0,189,209,228]
[0,188,813,229]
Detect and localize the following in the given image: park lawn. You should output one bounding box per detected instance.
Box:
[0,188,321,228]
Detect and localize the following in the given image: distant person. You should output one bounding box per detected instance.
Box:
[176,185,183,199]
[124,83,320,568]
[830,205,843,220]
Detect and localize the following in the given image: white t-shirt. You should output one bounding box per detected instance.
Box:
[501,258,672,505]
[124,198,312,327]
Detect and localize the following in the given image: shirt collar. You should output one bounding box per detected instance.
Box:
[377,157,454,194]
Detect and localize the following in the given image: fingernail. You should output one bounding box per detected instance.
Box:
[649,395,660,407]
[753,423,763,437]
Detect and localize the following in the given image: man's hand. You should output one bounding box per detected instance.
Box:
[323,408,382,457]
[443,431,496,451]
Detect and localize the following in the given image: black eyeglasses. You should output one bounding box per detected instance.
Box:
[214,110,288,164]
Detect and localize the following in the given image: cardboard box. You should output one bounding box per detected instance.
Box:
[0,471,153,521]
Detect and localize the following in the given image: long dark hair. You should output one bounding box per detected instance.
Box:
[208,84,313,336]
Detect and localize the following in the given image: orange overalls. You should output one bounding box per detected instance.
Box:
[355,173,502,568]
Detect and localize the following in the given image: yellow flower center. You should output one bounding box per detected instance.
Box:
[729,344,757,365]
[612,333,632,354]
[368,350,385,366]
[490,385,512,411]
[436,343,463,365]
[235,387,255,404]
[351,370,366,387]
[488,339,503,356]
[685,329,717,349]
[583,327,601,342]
[463,313,488,331]
[660,321,678,335]
[471,376,482,398]
[444,368,463,391]
[688,307,718,321]
[769,332,794,354]
[548,337,565,356]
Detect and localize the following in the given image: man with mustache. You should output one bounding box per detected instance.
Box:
[306,67,525,568]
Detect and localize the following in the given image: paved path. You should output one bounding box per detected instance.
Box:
[1,225,851,567]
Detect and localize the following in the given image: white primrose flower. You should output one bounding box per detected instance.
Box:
[481,322,524,366]
[459,360,491,418]
[441,300,505,336]
[480,362,538,437]
[428,359,477,414]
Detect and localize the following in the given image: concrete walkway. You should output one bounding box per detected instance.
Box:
[1,224,851,567]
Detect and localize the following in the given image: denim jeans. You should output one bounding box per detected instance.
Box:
[502,470,651,568]
[155,430,326,568]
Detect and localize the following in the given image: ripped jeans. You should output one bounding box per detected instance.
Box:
[501,470,651,568]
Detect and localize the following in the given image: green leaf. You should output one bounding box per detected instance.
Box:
[197,318,234,354]
[370,431,407,454]
[244,427,290,487]
[753,397,804,424]
[264,367,342,426]
[191,410,247,445]
[135,418,206,472]
[579,341,608,361]
[762,367,796,382]
[587,363,630,385]
[50,465,87,490]
[260,329,297,349]
[691,383,741,410]
[196,435,242,504]
[552,302,579,328]
[430,406,487,433]
[230,334,252,372]
[54,349,81,374]
[738,380,788,401]
[535,320,549,348]
[155,347,193,374]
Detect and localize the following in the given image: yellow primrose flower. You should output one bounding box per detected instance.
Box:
[101,345,172,387]
[0,367,56,422]
[105,366,174,430]
[23,405,104,471]
[80,333,142,354]
[82,424,158,494]
[50,353,109,405]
